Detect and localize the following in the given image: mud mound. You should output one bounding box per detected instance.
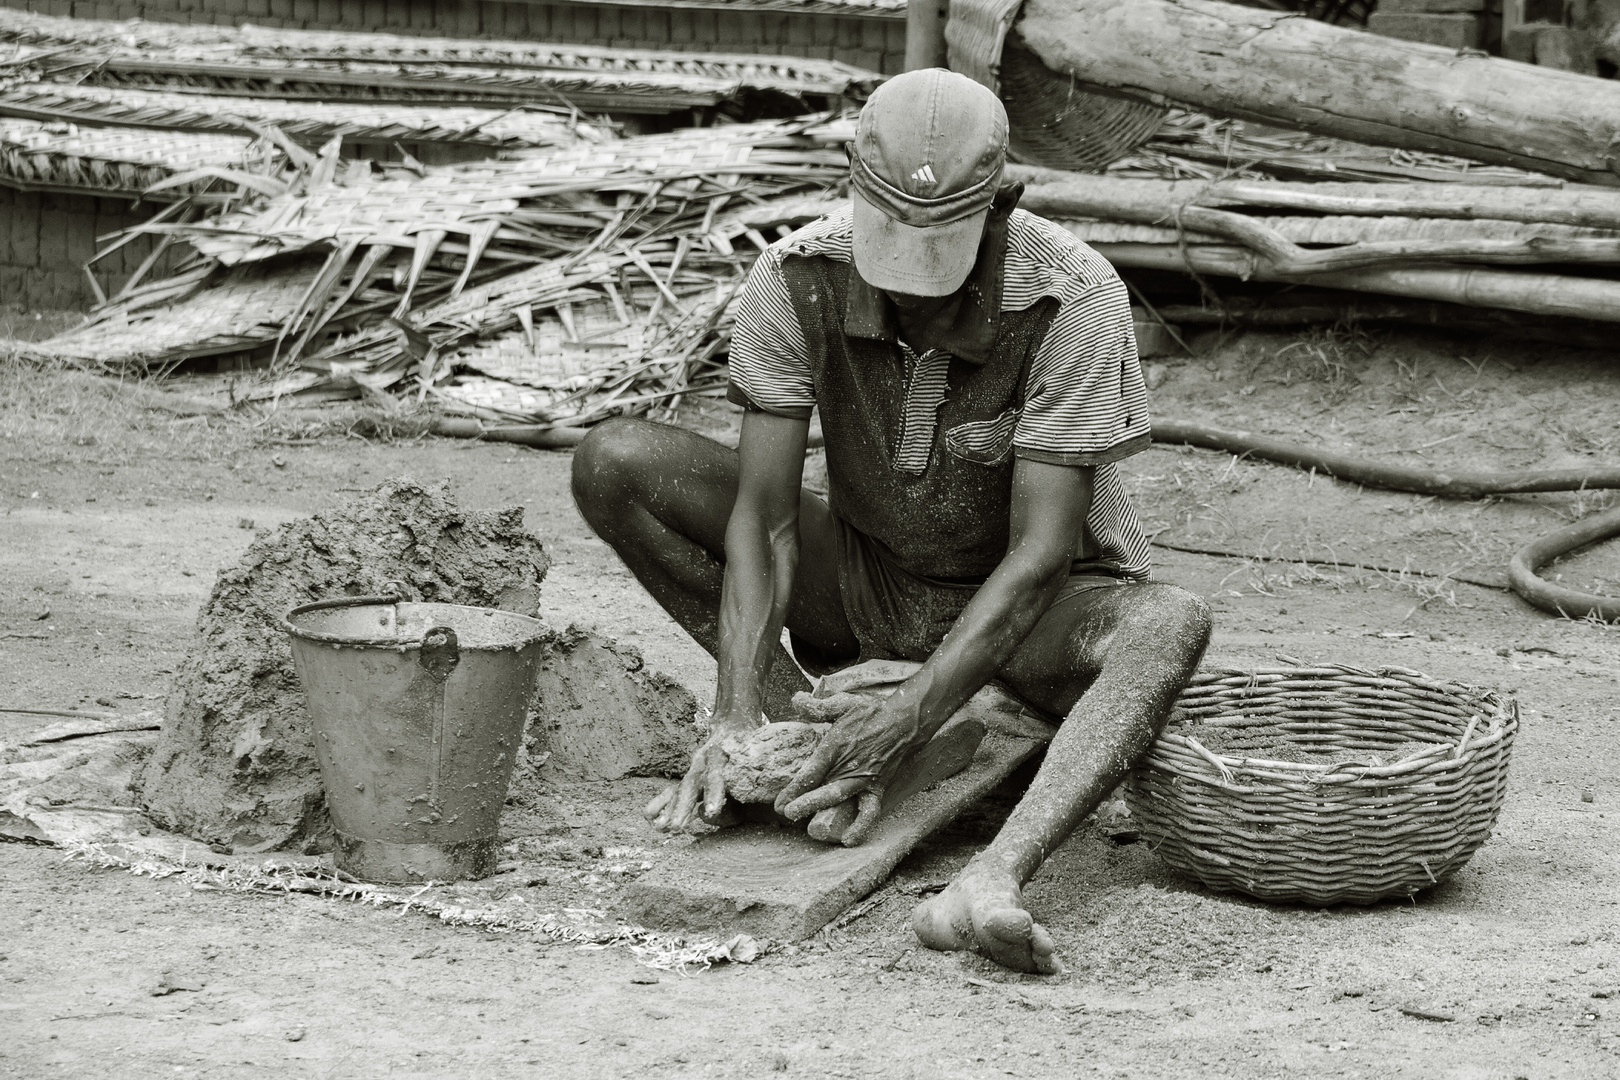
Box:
[137,478,551,854]
[527,627,699,782]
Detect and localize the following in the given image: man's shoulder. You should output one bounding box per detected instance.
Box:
[775,205,855,263]
[1004,209,1122,309]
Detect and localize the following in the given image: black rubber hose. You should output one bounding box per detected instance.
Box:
[1151,418,1620,497]
[1153,417,1620,621]
[1506,505,1620,621]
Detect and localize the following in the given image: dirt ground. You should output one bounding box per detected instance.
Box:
[1,316,1618,1079]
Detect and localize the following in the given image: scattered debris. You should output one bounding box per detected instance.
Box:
[63,841,765,974]
[1399,1006,1457,1022]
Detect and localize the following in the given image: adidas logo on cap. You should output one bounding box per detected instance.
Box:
[910,164,936,185]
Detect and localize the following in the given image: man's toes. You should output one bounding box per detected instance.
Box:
[1028,923,1065,976]
[976,908,1042,973]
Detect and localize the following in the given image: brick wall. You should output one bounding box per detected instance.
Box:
[0,188,182,311]
[0,0,910,73]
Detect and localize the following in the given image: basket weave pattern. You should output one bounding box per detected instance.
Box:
[1126,665,1516,905]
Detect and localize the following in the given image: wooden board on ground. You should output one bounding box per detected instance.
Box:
[619,727,1049,942]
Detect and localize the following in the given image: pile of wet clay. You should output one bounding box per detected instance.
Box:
[138,478,552,854]
[720,721,827,804]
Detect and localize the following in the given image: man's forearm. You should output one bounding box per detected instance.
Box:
[889,550,1069,743]
[710,513,798,729]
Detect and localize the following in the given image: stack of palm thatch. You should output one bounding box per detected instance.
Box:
[21,117,849,431]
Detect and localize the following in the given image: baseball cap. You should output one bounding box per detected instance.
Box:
[850,68,1009,297]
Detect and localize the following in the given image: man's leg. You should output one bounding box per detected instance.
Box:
[913,582,1212,974]
[570,417,861,720]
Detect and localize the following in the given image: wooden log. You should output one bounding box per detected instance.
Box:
[1035,190,1620,272]
[1093,243,1620,322]
[1008,168,1620,232]
[1147,295,1620,351]
[1014,0,1620,187]
[906,0,949,69]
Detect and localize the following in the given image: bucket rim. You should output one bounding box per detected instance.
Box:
[282,594,549,650]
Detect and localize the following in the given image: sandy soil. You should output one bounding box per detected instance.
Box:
[1,323,1618,1079]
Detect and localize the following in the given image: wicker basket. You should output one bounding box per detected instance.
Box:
[1125,665,1517,906]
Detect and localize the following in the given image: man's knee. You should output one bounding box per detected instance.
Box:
[570,417,659,521]
[1129,583,1213,653]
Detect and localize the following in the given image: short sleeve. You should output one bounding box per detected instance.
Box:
[726,245,816,420]
[1013,277,1151,466]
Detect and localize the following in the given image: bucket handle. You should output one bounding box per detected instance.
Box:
[282,587,420,647]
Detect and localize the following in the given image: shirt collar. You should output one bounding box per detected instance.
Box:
[844,182,1024,366]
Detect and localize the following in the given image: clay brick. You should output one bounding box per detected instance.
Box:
[244,0,271,18]
[524,2,550,37]
[0,268,26,308]
[408,0,432,30]
[640,8,669,43]
[713,11,752,47]
[36,207,71,272]
[289,0,315,25]
[269,0,294,21]
[669,7,694,44]
[594,5,620,40]
[614,5,646,41]
[455,0,480,34]
[693,9,718,45]
[1366,12,1483,48]
[479,2,508,37]
[557,4,593,42]
[847,46,882,73]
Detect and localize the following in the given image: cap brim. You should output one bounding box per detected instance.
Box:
[851,188,987,298]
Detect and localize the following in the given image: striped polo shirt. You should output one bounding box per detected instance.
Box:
[728,204,1153,581]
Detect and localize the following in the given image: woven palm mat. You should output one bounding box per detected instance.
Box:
[22,260,319,368]
[0,8,882,97]
[2,13,878,111]
[0,117,260,197]
[0,83,605,150]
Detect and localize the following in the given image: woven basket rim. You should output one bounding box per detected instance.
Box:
[1151,663,1517,789]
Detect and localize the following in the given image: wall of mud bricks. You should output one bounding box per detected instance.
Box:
[0,0,911,74]
[0,188,180,311]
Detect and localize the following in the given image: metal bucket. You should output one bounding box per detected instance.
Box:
[283,595,549,884]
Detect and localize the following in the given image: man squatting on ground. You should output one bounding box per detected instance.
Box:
[572,69,1213,975]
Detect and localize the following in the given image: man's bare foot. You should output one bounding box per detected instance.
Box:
[911,868,1064,975]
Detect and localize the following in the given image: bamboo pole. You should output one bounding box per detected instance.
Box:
[1092,243,1620,322]
[1009,168,1620,232]
[906,0,950,70]
[1150,298,1620,351]
[1014,0,1620,187]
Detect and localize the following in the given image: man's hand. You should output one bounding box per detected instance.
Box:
[643,718,755,832]
[773,693,922,845]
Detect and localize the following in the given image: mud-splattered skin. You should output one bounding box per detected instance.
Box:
[573,416,1211,973]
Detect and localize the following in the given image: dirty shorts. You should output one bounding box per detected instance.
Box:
[816,515,1128,664]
